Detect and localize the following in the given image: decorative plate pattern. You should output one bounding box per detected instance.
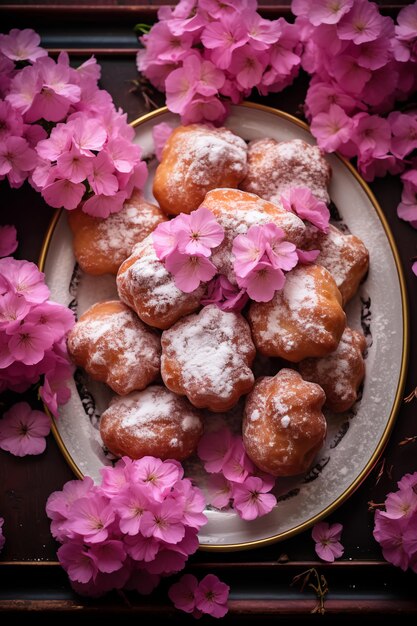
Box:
[41,103,407,550]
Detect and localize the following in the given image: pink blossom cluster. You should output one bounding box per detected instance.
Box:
[0,28,147,218]
[293,0,417,227]
[197,427,277,521]
[169,573,230,618]
[137,0,301,125]
[373,471,417,572]
[46,456,207,597]
[153,205,224,292]
[0,254,74,416]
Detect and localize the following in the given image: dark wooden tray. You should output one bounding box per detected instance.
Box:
[1,3,416,619]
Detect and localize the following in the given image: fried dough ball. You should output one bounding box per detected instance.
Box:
[248,264,346,362]
[243,369,327,477]
[100,385,204,461]
[153,124,248,216]
[67,191,167,275]
[67,300,161,395]
[202,188,306,284]
[116,235,204,330]
[161,304,256,412]
[240,138,331,204]
[299,327,367,413]
[304,224,369,304]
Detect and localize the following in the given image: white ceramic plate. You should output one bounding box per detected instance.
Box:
[41,103,407,551]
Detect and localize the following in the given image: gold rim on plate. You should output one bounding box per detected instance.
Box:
[39,102,409,552]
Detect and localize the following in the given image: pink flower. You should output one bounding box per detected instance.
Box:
[373,511,413,571]
[232,476,276,521]
[201,274,248,312]
[0,28,47,62]
[5,65,41,115]
[152,122,174,161]
[197,427,234,473]
[0,101,24,141]
[42,178,85,211]
[0,225,18,257]
[106,137,140,174]
[397,472,417,492]
[40,363,72,417]
[8,323,54,365]
[337,0,385,43]
[0,136,37,182]
[36,124,71,161]
[113,485,150,535]
[305,81,360,119]
[237,261,286,302]
[165,60,198,115]
[296,248,321,264]
[69,117,107,156]
[100,457,134,498]
[245,12,281,50]
[181,96,228,125]
[56,146,93,184]
[397,182,417,227]
[185,53,225,97]
[310,104,355,152]
[229,45,268,90]
[292,0,354,26]
[124,533,160,562]
[0,401,50,457]
[396,4,417,42]
[206,473,233,509]
[358,152,402,183]
[0,258,48,301]
[0,292,30,330]
[194,574,230,619]
[232,225,268,278]
[0,518,5,553]
[172,479,207,529]
[201,16,248,69]
[141,500,185,544]
[165,250,217,292]
[169,573,200,615]
[281,187,330,232]
[153,219,183,261]
[263,223,298,270]
[312,521,344,562]
[382,487,417,520]
[351,112,391,157]
[81,190,127,218]
[176,206,224,257]
[46,476,96,541]
[90,540,126,574]
[222,437,254,483]
[330,55,371,94]
[389,112,417,160]
[133,456,183,500]
[67,494,115,544]
[58,541,99,584]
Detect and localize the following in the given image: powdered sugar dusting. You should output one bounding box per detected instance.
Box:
[161,304,255,408]
[241,138,331,204]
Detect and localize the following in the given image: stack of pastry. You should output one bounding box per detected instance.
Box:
[67,122,369,483]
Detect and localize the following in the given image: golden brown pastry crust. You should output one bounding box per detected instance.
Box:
[153,124,248,216]
[240,138,331,205]
[67,300,161,395]
[116,235,204,330]
[304,224,369,304]
[299,327,367,413]
[100,385,204,461]
[202,188,306,284]
[67,191,167,275]
[248,264,346,362]
[161,304,256,412]
[243,369,327,477]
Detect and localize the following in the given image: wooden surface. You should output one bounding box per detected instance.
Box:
[1,3,417,620]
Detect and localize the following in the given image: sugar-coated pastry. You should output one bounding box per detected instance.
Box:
[67,191,167,275]
[248,264,346,361]
[202,188,306,284]
[161,304,256,412]
[67,300,161,395]
[240,138,331,204]
[99,385,204,461]
[304,224,369,304]
[116,235,204,330]
[153,124,248,216]
[299,327,367,413]
[243,369,327,477]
